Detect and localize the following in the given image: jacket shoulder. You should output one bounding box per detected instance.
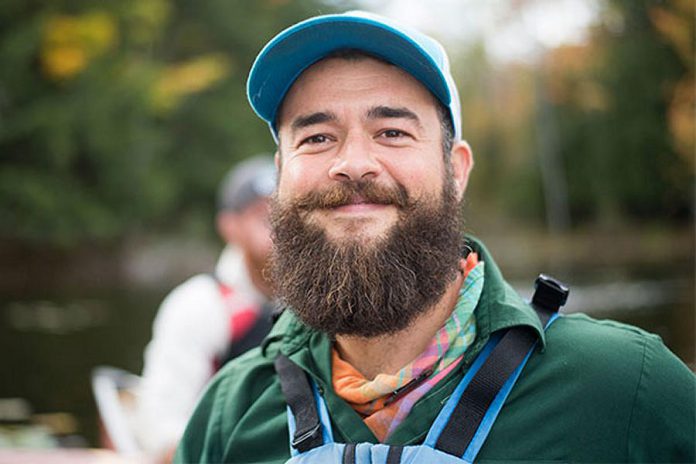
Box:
[175,334,290,463]
[549,312,662,356]
[506,312,695,462]
[538,313,693,401]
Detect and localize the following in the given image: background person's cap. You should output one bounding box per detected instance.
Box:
[247,10,462,141]
[217,155,276,212]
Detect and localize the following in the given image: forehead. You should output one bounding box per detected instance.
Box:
[277,56,439,126]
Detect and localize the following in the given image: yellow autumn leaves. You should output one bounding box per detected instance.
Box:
[40,8,230,114]
[150,54,231,112]
[649,0,694,166]
[41,12,117,81]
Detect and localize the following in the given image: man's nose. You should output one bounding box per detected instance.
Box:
[328,135,382,181]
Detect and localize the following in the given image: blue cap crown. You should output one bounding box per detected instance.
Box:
[247,10,462,141]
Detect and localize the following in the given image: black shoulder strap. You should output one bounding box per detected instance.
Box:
[435,274,569,457]
[274,354,323,453]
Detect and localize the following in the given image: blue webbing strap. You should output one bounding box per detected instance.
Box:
[461,313,559,463]
[433,326,539,457]
[422,333,501,448]
[433,274,568,460]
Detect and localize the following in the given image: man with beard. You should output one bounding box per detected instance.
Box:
[175,11,694,464]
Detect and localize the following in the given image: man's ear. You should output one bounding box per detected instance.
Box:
[274,150,281,172]
[449,140,474,201]
[216,211,240,245]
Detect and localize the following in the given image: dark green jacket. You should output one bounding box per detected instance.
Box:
[176,239,695,463]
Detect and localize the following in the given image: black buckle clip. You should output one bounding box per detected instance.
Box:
[291,423,322,451]
[532,274,569,312]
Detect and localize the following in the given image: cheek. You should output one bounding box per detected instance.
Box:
[385,158,443,198]
[277,158,325,199]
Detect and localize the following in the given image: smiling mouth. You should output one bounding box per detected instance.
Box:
[328,194,382,210]
[331,202,390,215]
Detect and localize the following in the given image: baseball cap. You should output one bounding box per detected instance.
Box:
[247,10,462,141]
[217,155,276,212]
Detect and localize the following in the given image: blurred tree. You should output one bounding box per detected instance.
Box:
[649,0,694,171]
[2,0,690,248]
[547,0,693,225]
[0,0,344,247]
[455,44,546,228]
[460,0,692,230]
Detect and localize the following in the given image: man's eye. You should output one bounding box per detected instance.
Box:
[380,129,407,138]
[300,134,329,145]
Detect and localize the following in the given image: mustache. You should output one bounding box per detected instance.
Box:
[291,180,410,211]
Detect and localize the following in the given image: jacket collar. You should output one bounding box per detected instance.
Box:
[468,235,546,347]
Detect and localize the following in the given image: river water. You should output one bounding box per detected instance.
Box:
[0,267,693,447]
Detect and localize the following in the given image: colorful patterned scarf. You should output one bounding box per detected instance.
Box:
[332,253,485,441]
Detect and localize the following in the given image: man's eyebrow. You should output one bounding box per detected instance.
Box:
[367,106,422,126]
[290,111,337,132]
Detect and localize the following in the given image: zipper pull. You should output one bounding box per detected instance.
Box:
[384,367,434,406]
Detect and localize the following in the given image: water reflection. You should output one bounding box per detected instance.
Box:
[0,288,164,447]
[515,278,692,315]
[6,300,109,335]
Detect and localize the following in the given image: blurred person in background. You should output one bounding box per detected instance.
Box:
[135,155,276,462]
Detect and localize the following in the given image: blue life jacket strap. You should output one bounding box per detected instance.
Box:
[433,274,568,458]
[433,325,539,457]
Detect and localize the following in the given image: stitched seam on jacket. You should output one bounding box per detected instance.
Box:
[625,335,649,461]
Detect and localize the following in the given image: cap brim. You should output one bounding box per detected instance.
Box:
[247,14,452,135]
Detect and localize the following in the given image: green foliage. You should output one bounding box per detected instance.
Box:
[0,0,344,247]
[0,0,689,248]
[459,0,692,229]
[554,0,692,224]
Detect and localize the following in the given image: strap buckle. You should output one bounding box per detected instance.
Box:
[532,274,569,312]
[291,423,322,451]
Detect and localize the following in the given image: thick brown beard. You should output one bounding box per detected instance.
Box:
[269,177,462,338]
